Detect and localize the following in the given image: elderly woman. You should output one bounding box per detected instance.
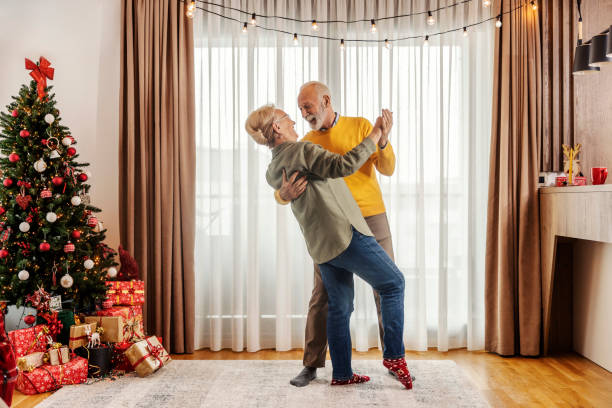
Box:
[245,104,412,389]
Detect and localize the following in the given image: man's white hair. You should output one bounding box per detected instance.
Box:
[300,81,331,102]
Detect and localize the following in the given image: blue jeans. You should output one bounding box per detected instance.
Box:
[318,227,405,380]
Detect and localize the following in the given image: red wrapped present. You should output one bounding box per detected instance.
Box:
[8,325,49,358]
[105,280,145,306]
[16,356,87,395]
[96,306,144,342]
[1,336,18,407]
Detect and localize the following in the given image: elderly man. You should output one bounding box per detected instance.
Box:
[276,81,400,387]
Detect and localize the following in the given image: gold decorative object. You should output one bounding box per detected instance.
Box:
[562,143,582,185]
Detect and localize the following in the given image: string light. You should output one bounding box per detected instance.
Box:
[424,35,429,46]
[293,33,299,45]
[311,20,318,31]
[385,39,391,49]
[495,15,502,28]
[531,1,537,10]
[242,22,248,33]
[426,11,435,26]
[340,39,345,50]
[185,1,195,18]
[370,19,377,33]
[251,13,256,25]
[463,27,468,37]
[483,0,491,6]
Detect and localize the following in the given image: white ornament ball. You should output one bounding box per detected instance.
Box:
[71,196,82,206]
[33,159,47,173]
[60,274,74,288]
[107,267,118,278]
[44,114,55,124]
[19,222,30,232]
[18,270,29,281]
[62,137,72,146]
[84,259,95,270]
[46,212,57,223]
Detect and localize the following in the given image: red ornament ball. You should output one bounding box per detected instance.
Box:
[41,139,48,146]
[8,153,19,162]
[19,130,30,138]
[0,249,8,258]
[11,110,18,117]
[67,147,76,156]
[0,207,4,216]
[3,178,13,187]
[71,230,81,239]
[64,242,75,253]
[24,315,36,325]
[87,216,98,228]
[78,173,88,182]
[52,176,64,186]
[39,241,51,252]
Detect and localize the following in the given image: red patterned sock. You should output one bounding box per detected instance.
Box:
[331,373,370,386]
[383,357,413,389]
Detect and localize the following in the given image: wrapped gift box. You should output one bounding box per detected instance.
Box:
[96,306,144,342]
[16,352,44,372]
[1,339,18,407]
[48,346,70,366]
[8,325,48,358]
[83,316,124,343]
[68,323,97,350]
[105,280,145,306]
[74,345,113,377]
[16,356,87,395]
[125,336,170,377]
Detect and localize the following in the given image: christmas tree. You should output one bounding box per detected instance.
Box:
[0,57,118,311]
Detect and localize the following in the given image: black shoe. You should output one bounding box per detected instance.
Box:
[388,369,415,382]
[290,366,317,387]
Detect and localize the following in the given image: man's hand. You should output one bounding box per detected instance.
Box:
[279,169,307,201]
[378,109,393,148]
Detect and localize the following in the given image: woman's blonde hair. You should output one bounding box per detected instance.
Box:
[245,104,277,147]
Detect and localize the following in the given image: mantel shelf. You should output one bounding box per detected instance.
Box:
[540,184,612,194]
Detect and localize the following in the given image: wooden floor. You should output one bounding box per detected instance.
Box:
[11,349,612,407]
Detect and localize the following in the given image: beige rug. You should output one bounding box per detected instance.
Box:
[36,360,489,407]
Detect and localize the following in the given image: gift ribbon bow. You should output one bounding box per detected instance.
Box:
[133,338,166,370]
[25,57,54,100]
[24,326,49,355]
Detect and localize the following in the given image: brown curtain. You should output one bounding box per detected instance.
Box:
[119,0,196,354]
[541,0,576,171]
[485,0,542,356]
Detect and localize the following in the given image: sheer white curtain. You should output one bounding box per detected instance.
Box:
[194,0,493,352]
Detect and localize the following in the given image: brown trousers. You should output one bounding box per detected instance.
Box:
[303,212,395,368]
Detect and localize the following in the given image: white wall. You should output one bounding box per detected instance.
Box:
[0,0,121,250]
[573,241,612,372]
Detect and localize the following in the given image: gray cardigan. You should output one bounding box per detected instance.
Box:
[266,138,377,264]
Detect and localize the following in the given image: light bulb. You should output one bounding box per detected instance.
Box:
[340,39,345,50]
[186,1,195,18]
[463,27,468,37]
[251,13,256,25]
[495,16,502,28]
[242,23,247,33]
[293,33,299,45]
[531,1,537,10]
[384,39,391,49]
[427,11,435,26]
[311,20,318,31]
[371,19,377,33]
[483,0,491,7]
[424,35,429,46]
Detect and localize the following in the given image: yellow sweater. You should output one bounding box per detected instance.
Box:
[300,116,396,217]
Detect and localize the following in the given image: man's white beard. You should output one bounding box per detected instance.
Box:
[306,114,324,130]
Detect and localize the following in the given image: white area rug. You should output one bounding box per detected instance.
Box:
[36,360,489,407]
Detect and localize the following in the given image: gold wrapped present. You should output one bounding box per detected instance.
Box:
[125,336,171,377]
[48,345,70,366]
[17,352,44,372]
[69,322,97,349]
[83,316,124,343]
